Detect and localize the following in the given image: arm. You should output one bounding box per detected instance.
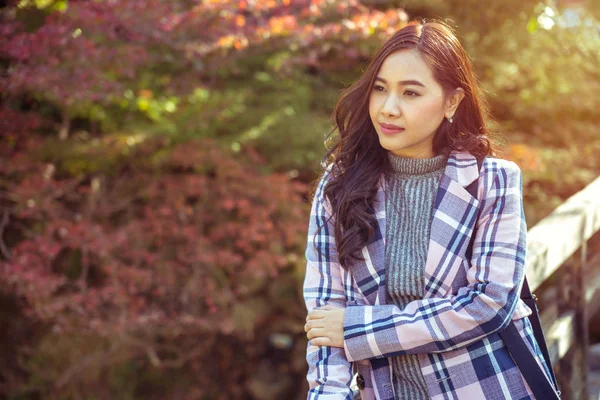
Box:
[304,169,354,400]
[343,160,527,362]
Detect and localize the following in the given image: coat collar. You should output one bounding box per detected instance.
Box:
[351,151,481,305]
[441,151,480,189]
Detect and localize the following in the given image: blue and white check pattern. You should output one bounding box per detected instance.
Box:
[303,151,554,399]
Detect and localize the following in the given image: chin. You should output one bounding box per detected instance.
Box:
[377,136,407,152]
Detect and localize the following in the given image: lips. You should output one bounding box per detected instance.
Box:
[379,122,405,135]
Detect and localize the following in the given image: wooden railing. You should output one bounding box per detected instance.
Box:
[525,175,600,400]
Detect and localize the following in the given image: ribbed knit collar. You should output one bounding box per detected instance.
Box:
[387,152,447,176]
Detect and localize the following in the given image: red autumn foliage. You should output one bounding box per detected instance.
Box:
[3,136,307,330]
[0,135,310,397]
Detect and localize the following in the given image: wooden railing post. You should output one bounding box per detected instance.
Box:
[554,258,576,400]
[573,235,590,400]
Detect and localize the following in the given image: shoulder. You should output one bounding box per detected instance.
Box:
[481,156,521,175]
[481,156,522,186]
[478,156,524,199]
[448,151,522,189]
[451,150,520,174]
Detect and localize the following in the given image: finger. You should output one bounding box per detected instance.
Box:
[306,327,327,341]
[304,319,324,332]
[304,321,311,333]
[307,309,325,320]
[310,336,332,347]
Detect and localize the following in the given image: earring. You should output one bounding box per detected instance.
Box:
[447,115,453,124]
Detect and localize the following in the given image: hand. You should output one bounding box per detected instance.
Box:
[304,305,345,348]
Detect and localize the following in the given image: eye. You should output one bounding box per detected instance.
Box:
[373,84,385,92]
[404,90,420,97]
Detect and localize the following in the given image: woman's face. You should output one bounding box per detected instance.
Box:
[368,49,463,159]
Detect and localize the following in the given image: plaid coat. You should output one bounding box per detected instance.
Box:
[303,151,554,399]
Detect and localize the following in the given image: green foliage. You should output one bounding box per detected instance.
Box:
[37,132,140,176]
[140,72,343,174]
[247,110,332,173]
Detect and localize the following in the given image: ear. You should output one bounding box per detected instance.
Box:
[444,87,465,119]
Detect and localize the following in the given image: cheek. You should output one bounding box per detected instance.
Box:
[410,98,445,121]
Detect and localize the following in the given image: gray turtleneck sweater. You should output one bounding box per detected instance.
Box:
[384,152,447,400]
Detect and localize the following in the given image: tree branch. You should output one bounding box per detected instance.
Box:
[0,209,12,260]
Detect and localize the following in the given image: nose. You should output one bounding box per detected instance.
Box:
[381,93,401,117]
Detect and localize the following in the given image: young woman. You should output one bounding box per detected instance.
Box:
[302,20,556,399]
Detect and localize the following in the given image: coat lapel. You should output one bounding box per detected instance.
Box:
[423,151,481,298]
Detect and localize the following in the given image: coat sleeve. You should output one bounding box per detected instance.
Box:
[343,160,528,362]
[303,169,354,400]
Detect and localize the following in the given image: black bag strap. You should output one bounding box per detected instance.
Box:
[518,277,559,390]
[500,322,560,399]
[466,156,560,399]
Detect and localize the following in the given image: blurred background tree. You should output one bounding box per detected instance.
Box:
[1,0,599,398]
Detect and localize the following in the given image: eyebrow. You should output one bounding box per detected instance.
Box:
[375,77,426,87]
